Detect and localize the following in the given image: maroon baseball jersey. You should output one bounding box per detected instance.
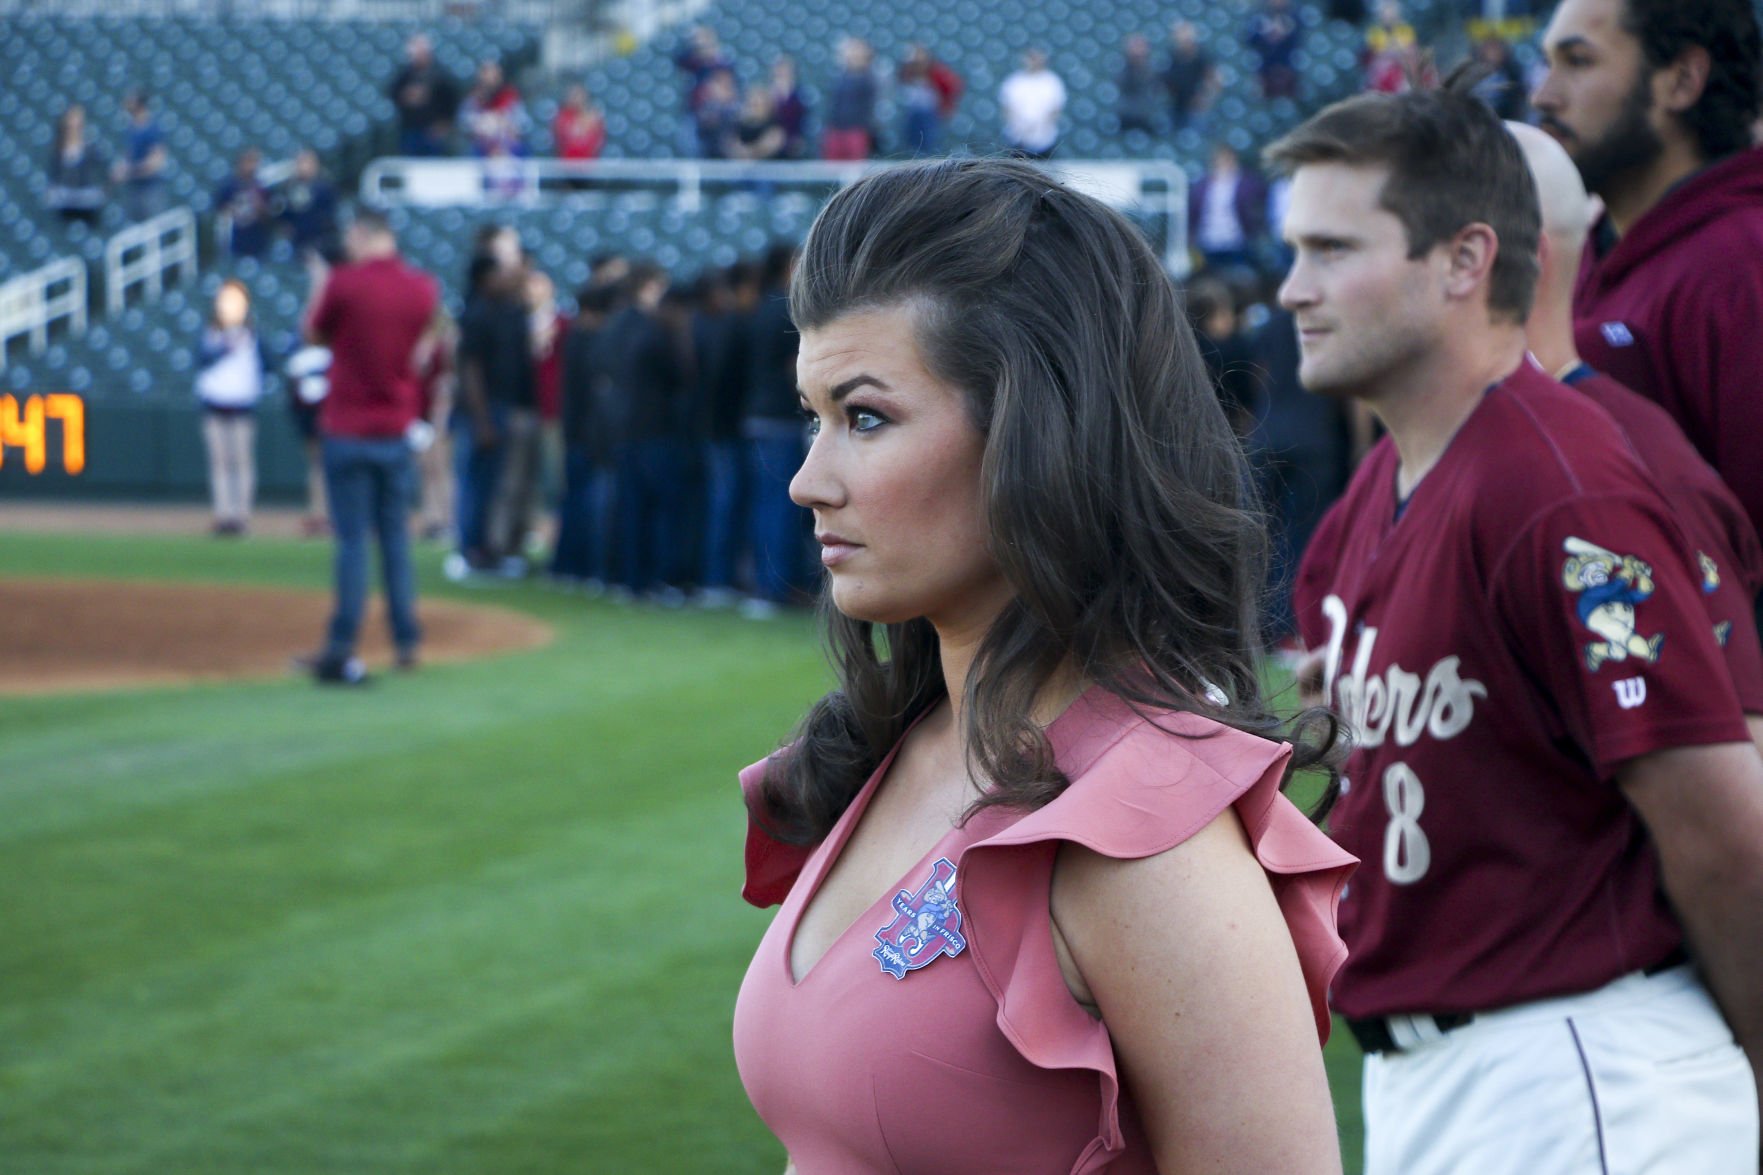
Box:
[1561,363,1763,713]
[1294,361,1749,1019]
[1574,146,1763,544]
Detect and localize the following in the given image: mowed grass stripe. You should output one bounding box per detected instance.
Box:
[0,588,818,836]
[7,809,775,1173]
[1,532,811,1172]
[0,530,1364,1173]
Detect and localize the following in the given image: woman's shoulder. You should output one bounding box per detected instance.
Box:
[989,690,1299,862]
[737,752,817,909]
[972,689,1358,1045]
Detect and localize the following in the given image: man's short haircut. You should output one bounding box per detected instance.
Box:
[622,260,668,298]
[1265,68,1542,323]
[760,242,796,290]
[350,209,394,240]
[1621,0,1761,161]
[575,282,621,316]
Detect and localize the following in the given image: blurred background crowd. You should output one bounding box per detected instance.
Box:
[0,0,1623,638]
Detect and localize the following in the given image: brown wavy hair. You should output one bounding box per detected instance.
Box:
[749,157,1343,846]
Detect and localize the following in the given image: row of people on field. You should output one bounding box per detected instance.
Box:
[444,234,815,613]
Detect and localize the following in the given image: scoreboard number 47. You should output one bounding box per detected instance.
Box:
[0,394,85,475]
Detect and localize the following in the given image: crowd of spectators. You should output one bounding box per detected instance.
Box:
[41,5,1547,242]
[41,86,344,260]
[209,145,341,260]
[47,7,1565,643]
[650,7,1541,170]
[431,232,815,617]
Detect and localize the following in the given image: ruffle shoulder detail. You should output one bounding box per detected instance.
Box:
[956,691,1357,1172]
[738,755,816,909]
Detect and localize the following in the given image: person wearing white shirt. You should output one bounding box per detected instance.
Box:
[1000,50,1067,159]
[194,280,268,537]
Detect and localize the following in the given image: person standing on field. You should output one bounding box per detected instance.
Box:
[998,49,1066,159]
[301,211,440,684]
[1276,79,1763,1172]
[194,279,268,538]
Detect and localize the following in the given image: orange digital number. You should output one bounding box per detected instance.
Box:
[44,394,85,475]
[0,393,85,475]
[0,393,46,474]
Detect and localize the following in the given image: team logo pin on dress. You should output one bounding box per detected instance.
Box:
[872,857,968,979]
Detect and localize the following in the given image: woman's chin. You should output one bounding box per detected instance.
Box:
[828,584,913,627]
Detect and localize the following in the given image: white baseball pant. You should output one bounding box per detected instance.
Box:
[1362,965,1758,1174]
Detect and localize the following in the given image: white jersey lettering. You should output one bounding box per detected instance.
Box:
[1321,594,1488,748]
[1381,762,1431,885]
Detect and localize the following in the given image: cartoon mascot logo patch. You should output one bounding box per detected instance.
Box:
[1698,552,1721,594]
[872,857,967,980]
[1562,536,1664,672]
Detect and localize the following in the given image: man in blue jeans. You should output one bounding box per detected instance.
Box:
[301,211,440,683]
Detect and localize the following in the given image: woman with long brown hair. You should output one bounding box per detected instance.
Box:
[732,157,1356,1172]
[45,104,107,225]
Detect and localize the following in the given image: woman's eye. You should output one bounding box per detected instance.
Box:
[850,408,886,432]
[799,406,821,436]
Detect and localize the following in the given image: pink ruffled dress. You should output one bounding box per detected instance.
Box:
[732,689,1357,1173]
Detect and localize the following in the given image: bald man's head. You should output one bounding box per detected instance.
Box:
[1506,120,1596,246]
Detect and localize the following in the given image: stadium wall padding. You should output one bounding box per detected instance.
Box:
[0,394,308,503]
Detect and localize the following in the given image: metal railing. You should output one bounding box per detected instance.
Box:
[105,206,198,317]
[0,0,576,18]
[360,156,1192,273]
[0,258,87,372]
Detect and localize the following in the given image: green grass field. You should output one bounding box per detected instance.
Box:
[0,530,1363,1173]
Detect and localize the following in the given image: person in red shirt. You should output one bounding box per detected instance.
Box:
[551,83,605,162]
[1533,0,1763,558]
[529,268,570,567]
[1274,80,1763,1170]
[1510,118,1763,759]
[301,211,440,683]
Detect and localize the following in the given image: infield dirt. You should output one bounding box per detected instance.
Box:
[0,577,554,695]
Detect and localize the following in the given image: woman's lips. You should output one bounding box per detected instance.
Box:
[816,534,861,567]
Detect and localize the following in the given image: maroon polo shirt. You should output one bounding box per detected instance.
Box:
[308,254,439,440]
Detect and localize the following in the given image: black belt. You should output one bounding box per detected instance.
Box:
[1346,1012,1473,1055]
[1347,948,1692,1055]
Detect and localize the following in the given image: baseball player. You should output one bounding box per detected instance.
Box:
[1274,81,1763,1172]
[1507,119,1763,761]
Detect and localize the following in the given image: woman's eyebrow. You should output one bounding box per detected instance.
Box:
[797,374,891,403]
[828,374,889,402]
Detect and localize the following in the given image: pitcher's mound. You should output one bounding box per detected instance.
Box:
[0,578,554,695]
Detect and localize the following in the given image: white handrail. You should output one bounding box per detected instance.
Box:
[105,206,198,316]
[360,156,1191,274]
[0,1,568,18]
[0,258,87,372]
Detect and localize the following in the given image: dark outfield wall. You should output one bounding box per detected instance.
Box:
[0,391,311,503]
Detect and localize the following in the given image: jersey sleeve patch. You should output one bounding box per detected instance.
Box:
[1561,536,1665,673]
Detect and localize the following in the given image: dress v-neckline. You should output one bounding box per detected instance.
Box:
[780,687,1107,988]
[782,714,967,989]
